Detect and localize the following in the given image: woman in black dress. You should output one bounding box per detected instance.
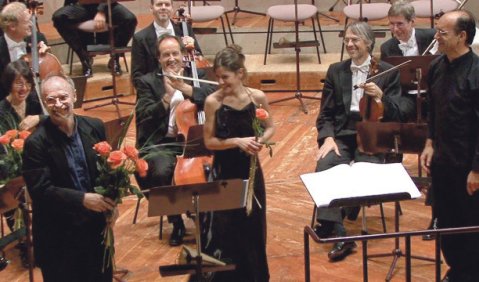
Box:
[203,45,275,281]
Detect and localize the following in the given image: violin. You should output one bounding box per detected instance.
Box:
[358,57,384,122]
[173,7,213,186]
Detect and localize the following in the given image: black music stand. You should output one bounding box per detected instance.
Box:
[83,0,134,118]
[269,0,322,114]
[225,0,266,26]
[148,179,247,281]
[356,122,436,281]
[383,55,439,123]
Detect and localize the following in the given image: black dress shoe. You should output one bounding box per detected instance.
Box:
[314,221,334,238]
[328,241,357,261]
[0,256,9,271]
[169,224,186,246]
[82,66,93,78]
[108,57,122,76]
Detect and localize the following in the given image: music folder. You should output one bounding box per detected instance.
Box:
[300,162,421,208]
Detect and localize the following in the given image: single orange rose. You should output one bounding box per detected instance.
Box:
[256,108,269,120]
[107,150,127,169]
[11,139,24,151]
[122,145,139,160]
[0,135,9,145]
[4,129,18,140]
[135,158,149,178]
[18,130,31,140]
[93,141,112,157]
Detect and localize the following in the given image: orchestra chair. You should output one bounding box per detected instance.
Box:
[263,0,326,65]
[340,1,391,60]
[410,0,459,28]
[188,1,235,46]
[86,31,131,73]
[132,189,165,240]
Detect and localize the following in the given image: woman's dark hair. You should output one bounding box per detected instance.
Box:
[2,59,34,93]
[213,44,247,77]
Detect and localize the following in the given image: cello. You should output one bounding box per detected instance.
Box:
[173,8,213,185]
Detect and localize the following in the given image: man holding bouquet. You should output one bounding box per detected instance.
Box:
[22,74,115,281]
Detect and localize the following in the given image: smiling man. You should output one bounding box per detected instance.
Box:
[380,0,436,59]
[135,34,215,247]
[313,21,403,262]
[131,0,202,87]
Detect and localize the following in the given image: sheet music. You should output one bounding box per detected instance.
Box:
[300,162,421,207]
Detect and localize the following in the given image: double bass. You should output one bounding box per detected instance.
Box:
[173,8,213,185]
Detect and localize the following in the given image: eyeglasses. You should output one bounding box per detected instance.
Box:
[343,37,362,44]
[45,94,70,105]
[13,81,31,89]
[436,29,449,37]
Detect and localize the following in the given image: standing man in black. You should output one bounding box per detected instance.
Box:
[0,1,49,101]
[380,0,436,60]
[52,0,137,77]
[314,21,403,261]
[420,10,479,282]
[131,0,201,88]
[22,74,116,281]
[135,34,215,246]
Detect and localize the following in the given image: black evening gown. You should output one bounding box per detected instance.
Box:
[202,102,269,282]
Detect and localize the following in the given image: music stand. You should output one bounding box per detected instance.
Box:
[148,179,247,281]
[383,55,439,123]
[82,0,135,119]
[356,122,435,281]
[225,0,266,26]
[269,0,322,114]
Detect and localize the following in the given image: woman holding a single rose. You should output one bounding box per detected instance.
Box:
[203,45,274,282]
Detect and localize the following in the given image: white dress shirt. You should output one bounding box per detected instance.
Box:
[5,34,27,61]
[154,20,175,39]
[350,55,371,112]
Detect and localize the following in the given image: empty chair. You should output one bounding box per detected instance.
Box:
[188,1,234,46]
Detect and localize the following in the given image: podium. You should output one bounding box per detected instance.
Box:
[148,179,247,281]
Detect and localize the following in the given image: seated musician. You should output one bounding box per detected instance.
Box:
[52,0,137,77]
[0,1,49,101]
[131,0,202,88]
[135,34,216,246]
[314,21,403,261]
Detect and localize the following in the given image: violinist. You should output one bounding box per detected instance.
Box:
[52,0,137,77]
[131,0,202,88]
[313,21,402,262]
[0,1,49,101]
[135,34,215,246]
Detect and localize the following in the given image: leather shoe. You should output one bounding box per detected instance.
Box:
[328,241,357,261]
[108,57,122,76]
[314,221,334,238]
[169,224,185,246]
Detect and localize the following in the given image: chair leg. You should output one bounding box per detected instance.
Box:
[224,13,235,44]
[219,16,229,46]
[379,203,387,233]
[159,216,163,240]
[340,17,349,61]
[132,197,141,224]
[316,13,327,53]
[311,17,321,64]
[311,205,317,228]
[68,47,74,76]
[121,53,129,73]
[263,18,273,65]
[268,19,275,55]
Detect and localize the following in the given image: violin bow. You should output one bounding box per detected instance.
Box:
[157,73,219,86]
[353,60,412,90]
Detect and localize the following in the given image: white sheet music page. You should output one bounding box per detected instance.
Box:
[300,162,421,207]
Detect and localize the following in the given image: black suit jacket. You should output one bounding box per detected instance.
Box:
[131,21,202,87]
[0,93,43,132]
[380,28,436,60]
[0,32,47,101]
[22,116,106,266]
[135,67,216,151]
[316,59,402,146]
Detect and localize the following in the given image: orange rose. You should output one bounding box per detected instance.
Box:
[122,145,139,160]
[0,135,9,145]
[18,130,31,140]
[256,108,269,120]
[135,158,148,178]
[4,129,18,140]
[107,150,127,169]
[93,141,112,157]
[11,139,24,151]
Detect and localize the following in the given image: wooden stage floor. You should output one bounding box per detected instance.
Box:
[3,93,447,281]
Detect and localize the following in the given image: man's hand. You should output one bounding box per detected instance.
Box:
[316,137,340,160]
[83,193,115,213]
[467,171,479,195]
[420,139,434,174]
[37,41,50,55]
[361,82,383,102]
[93,12,107,32]
[19,115,40,130]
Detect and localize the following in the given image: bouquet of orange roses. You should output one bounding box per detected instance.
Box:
[246,105,274,216]
[0,129,30,185]
[92,141,147,272]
